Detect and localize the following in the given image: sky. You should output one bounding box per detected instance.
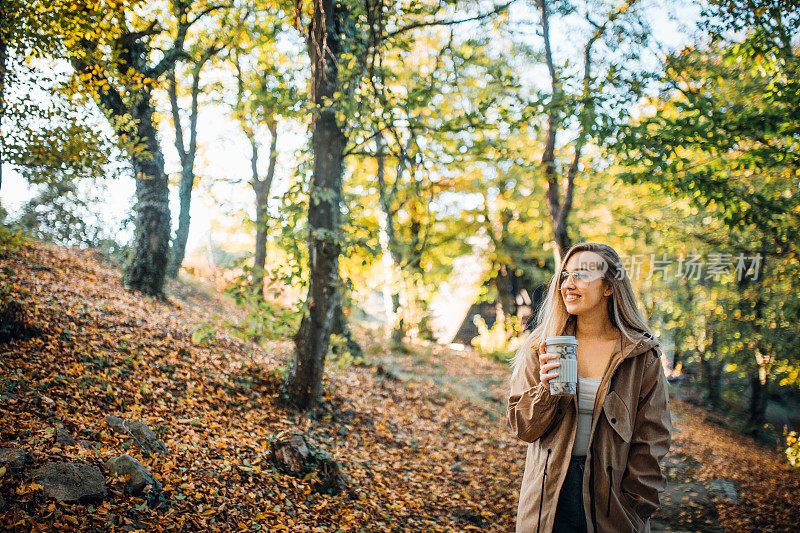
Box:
[0,0,701,257]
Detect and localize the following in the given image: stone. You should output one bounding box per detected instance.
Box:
[708,478,739,504]
[0,447,27,474]
[105,415,127,434]
[126,421,168,456]
[105,416,168,456]
[29,462,107,503]
[106,454,162,501]
[56,427,76,446]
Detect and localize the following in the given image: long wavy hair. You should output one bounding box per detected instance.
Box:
[509,242,655,379]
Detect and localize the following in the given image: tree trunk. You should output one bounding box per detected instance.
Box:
[748,371,769,428]
[494,263,517,319]
[290,0,346,409]
[252,123,277,297]
[538,0,610,264]
[330,294,363,359]
[168,161,193,278]
[0,31,6,193]
[375,129,405,345]
[123,93,171,296]
[538,0,571,262]
[747,273,770,428]
[699,355,722,408]
[166,66,200,279]
[252,180,269,297]
[72,24,189,296]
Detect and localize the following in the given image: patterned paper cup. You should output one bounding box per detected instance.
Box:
[545,335,578,396]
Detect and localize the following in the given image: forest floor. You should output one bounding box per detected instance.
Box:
[1,237,799,532]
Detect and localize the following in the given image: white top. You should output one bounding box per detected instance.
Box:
[572,375,602,456]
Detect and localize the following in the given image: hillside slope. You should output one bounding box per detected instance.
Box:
[1,237,798,532]
[0,238,522,531]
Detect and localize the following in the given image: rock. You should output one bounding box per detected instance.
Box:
[29,462,107,503]
[127,421,168,456]
[105,416,168,456]
[106,454,162,505]
[105,415,127,434]
[0,447,27,474]
[376,364,400,381]
[78,440,96,450]
[708,478,739,504]
[56,427,76,446]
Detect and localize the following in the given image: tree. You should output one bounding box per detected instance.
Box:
[68,1,227,296]
[287,0,540,404]
[532,0,652,263]
[613,0,800,428]
[288,0,351,409]
[356,1,524,344]
[167,28,227,278]
[0,0,111,198]
[228,3,300,297]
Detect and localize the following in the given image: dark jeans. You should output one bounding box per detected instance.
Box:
[553,454,588,533]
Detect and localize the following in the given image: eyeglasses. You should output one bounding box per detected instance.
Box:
[559,270,600,286]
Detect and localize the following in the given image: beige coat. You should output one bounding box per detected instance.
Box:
[507,335,672,533]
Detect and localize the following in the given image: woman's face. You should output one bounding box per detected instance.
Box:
[559,251,612,316]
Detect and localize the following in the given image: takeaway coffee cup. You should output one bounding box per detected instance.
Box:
[545,335,578,396]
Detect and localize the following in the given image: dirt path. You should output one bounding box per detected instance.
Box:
[650,410,725,532]
[372,344,737,532]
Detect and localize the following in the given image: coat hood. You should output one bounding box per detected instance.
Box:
[622,334,660,360]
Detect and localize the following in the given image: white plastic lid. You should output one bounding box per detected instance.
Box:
[545,335,578,345]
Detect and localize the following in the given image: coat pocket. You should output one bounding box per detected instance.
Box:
[603,390,633,443]
[620,488,645,532]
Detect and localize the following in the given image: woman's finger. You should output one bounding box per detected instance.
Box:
[542,361,560,372]
[538,353,555,366]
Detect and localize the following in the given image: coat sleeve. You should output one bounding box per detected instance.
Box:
[507,340,565,443]
[620,348,673,523]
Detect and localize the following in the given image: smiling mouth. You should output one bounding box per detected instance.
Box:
[565,294,581,302]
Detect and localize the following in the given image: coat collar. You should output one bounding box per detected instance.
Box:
[621,333,660,360]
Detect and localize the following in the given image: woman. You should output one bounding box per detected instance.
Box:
[507,242,672,533]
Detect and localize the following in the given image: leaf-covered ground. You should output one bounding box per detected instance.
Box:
[660,400,800,532]
[1,239,798,532]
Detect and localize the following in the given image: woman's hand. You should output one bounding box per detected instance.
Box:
[538,341,561,386]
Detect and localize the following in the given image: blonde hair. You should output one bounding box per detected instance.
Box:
[508,242,655,379]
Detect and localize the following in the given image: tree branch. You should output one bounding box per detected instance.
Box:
[386,0,519,40]
[168,67,187,162]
